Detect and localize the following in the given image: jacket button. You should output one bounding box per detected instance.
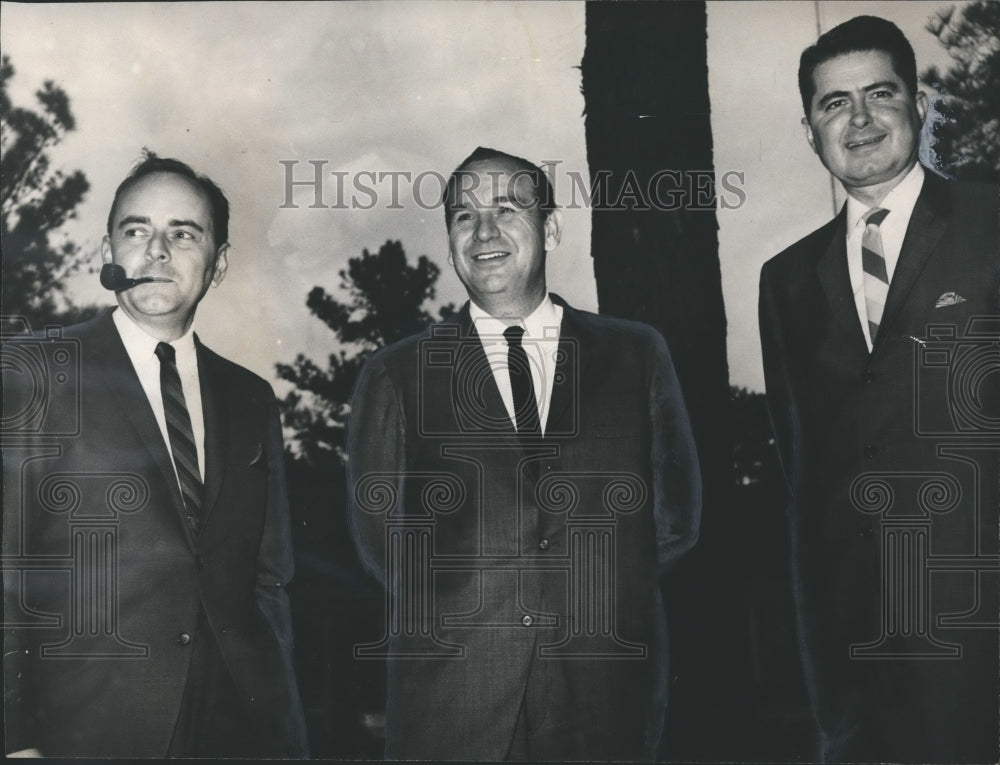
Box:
[177,632,192,646]
[195,554,208,568]
[521,615,534,627]
[864,444,879,459]
[538,538,550,551]
[863,371,874,384]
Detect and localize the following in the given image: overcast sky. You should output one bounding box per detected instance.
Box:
[1,1,962,392]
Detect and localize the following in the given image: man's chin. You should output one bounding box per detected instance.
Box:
[119,297,183,320]
[839,150,920,186]
[844,165,909,190]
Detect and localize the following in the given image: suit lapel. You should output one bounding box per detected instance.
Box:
[815,208,868,354]
[87,311,196,549]
[545,295,590,436]
[458,305,517,434]
[196,339,228,526]
[876,174,950,350]
[452,298,592,438]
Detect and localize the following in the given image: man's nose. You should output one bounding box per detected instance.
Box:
[145,232,170,260]
[849,99,873,128]
[474,214,499,241]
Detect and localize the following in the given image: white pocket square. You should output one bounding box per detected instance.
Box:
[935,291,967,308]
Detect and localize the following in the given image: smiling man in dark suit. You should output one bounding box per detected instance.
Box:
[2,152,308,757]
[347,147,701,761]
[759,16,999,764]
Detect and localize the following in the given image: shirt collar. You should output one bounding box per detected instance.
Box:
[112,307,197,362]
[469,294,561,340]
[846,162,925,231]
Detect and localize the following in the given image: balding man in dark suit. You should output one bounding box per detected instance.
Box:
[347,147,701,761]
[3,153,308,757]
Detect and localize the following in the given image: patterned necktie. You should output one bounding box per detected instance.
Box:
[503,325,540,434]
[862,207,891,343]
[154,342,203,523]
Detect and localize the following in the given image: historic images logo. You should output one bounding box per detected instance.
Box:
[279,159,747,212]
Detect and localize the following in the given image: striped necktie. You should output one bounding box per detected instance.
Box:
[503,325,540,434]
[154,342,203,525]
[862,207,891,343]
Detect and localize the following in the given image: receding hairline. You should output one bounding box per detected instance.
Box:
[109,170,219,239]
[446,156,554,218]
[454,158,544,194]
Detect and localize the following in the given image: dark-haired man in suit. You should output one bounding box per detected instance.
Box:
[2,153,308,757]
[347,147,701,760]
[759,15,998,763]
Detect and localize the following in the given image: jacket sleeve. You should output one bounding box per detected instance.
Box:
[3,449,33,756]
[253,387,308,756]
[345,355,406,588]
[2,340,44,756]
[649,330,702,575]
[758,263,796,493]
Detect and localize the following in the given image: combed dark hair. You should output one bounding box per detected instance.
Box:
[106,148,230,246]
[442,146,556,230]
[798,15,917,116]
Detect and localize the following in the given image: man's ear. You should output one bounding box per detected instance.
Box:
[543,210,563,253]
[802,117,817,154]
[101,236,113,264]
[211,244,229,287]
[915,90,929,124]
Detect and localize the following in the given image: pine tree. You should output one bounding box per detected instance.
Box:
[923,1,1000,181]
[1,55,96,332]
[276,239,454,466]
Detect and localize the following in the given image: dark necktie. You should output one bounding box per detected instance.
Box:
[862,207,891,342]
[504,325,540,434]
[154,342,203,523]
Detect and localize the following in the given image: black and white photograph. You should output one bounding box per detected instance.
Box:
[2,1,997,761]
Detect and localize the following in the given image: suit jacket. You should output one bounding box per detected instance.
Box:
[347,295,701,761]
[759,172,999,763]
[2,309,308,757]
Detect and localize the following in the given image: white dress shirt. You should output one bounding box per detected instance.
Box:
[845,162,925,350]
[112,308,206,485]
[469,295,563,435]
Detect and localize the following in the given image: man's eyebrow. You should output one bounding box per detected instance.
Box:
[450,194,534,213]
[817,81,899,108]
[450,196,518,210]
[116,216,205,233]
[816,89,850,108]
[116,215,150,229]
[863,80,899,94]
[168,219,205,232]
